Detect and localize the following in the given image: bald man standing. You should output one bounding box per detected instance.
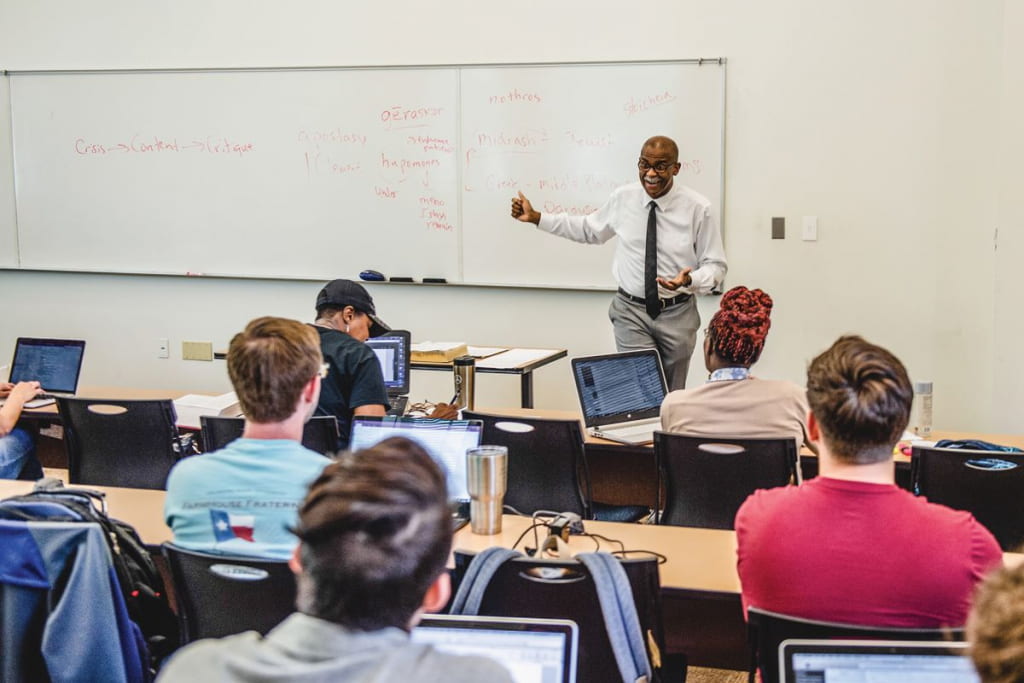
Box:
[511,136,726,390]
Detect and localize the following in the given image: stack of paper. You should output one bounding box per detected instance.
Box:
[410,341,469,362]
[173,391,242,428]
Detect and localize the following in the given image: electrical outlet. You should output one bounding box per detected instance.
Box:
[802,216,818,241]
[182,341,214,361]
[157,338,169,359]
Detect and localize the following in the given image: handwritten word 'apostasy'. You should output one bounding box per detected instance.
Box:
[488,88,542,104]
[419,196,453,232]
[297,129,367,146]
[380,105,445,130]
[623,91,677,117]
[74,135,254,157]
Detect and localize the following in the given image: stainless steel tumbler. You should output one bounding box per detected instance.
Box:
[466,445,508,534]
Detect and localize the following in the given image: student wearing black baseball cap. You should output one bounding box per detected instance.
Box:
[311,279,391,449]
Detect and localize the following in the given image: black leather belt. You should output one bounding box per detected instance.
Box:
[617,288,691,309]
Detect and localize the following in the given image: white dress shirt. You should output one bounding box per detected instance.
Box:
[536,181,727,297]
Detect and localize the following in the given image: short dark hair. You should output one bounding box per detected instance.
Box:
[806,335,912,464]
[969,563,1024,683]
[227,317,322,423]
[292,437,451,631]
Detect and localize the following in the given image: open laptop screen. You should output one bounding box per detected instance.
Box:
[9,337,86,394]
[781,639,978,683]
[413,615,578,683]
[349,417,482,502]
[364,330,411,396]
[571,350,667,427]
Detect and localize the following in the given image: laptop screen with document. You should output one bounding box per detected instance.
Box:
[571,350,667,428]
[8,337,86,394]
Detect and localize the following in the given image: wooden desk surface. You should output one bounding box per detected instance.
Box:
[412,347,567,372]
[0,470,170,546]
[454,514,740,594]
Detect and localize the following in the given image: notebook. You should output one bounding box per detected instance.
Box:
[2,337,86,409]
[349,416,483,527]
[365,330,411,416]
[781,639,978,683]
[413,615,578,683]
[571,350,668,445]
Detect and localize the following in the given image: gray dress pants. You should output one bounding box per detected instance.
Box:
[608,293,700,391]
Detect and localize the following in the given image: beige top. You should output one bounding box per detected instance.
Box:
[660,376,810,450]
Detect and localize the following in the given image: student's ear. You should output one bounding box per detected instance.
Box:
[421,572,451,614]
[807,411,821,443]
[289,544,303,576]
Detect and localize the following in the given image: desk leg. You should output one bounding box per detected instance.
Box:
[520,372,534,409]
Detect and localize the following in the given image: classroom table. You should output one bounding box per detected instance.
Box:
[410,347,567,409]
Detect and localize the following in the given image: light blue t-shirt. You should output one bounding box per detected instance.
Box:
[164,439,331,559]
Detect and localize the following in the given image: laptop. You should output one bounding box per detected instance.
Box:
[365,330,411,416]
[413,615,578,683]
[2,337,86,409]
[571,350,668,445]
[781,639,979,683]
[349,416,483,530]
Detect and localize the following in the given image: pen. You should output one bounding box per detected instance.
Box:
[449,390,460,405]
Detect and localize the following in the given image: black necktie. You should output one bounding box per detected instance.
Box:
[645,201,661,319]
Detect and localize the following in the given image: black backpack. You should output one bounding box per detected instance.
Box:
[1,480,180,669]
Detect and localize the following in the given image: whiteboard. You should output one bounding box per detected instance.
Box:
[4,61,725,288]
[0,76,16,268]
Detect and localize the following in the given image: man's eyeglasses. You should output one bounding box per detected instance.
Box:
[638,158,676,173]
[318,362,330,378]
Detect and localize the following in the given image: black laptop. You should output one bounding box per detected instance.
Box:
[365,330,412,416]
[2,337,86,408]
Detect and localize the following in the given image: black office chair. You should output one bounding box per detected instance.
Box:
[654,432,797,529]
[462,411,648,523]
[451,550,683,683]
[200,415,340,456]
[57,397,184,490]
[747,606,965,683]
[162,543,296,644]
[911,445,1024,550]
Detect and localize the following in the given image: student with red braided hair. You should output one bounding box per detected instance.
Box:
[660,286,813,454]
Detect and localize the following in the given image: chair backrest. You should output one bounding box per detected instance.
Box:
[462,410,591,518]
[747,606,965,683]
[57,396,182,490]
[451,550,666,683]
[654,432,797,529]
[911,445,1024,550]
[200,415,340,456]
[162,543,296,644]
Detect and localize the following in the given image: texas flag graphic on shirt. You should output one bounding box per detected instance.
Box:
[210,509,255,543]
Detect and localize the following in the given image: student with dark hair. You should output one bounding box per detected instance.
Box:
[968,563,1024,683]
[164,317,332,559]
[736,335,1001,627]
[158,437,514,683]
[660,286,812,453]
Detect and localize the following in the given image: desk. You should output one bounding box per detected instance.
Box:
[412,348,567,409]
[0,471,171,547]
[454,514,1024,669]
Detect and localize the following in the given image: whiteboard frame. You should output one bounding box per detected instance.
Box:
[1,58,727,292]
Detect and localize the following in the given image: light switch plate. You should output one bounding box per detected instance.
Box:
[802,216,818,241]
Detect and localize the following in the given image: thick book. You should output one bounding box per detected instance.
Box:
[410,341,469,363]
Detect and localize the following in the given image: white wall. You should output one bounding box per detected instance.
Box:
[0,1,1016,430]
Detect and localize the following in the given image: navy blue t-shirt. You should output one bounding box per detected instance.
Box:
[312,325,389,450]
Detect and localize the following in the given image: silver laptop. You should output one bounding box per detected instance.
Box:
[781,639,978,683]
[413,615,578,683]
[364,330,411,416]
[2,337,86,408]
[571,350,668,445]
